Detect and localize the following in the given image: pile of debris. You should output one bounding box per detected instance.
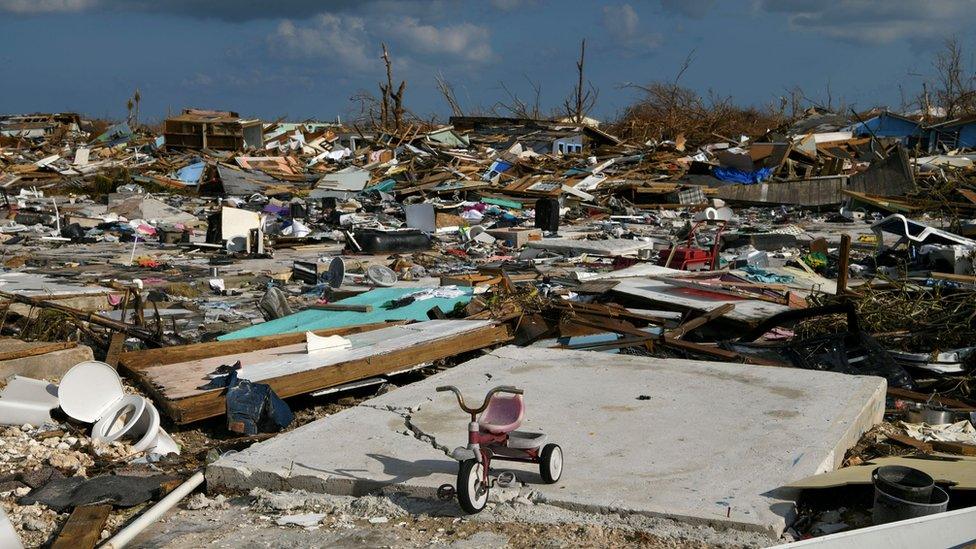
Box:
[1,102,976,546]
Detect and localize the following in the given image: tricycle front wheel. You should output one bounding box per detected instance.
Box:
[540,443,563,483]
[456,459,489,513]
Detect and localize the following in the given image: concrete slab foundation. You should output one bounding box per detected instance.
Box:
[208,346,885,538]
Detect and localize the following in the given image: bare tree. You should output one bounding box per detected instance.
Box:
[932,37,976,118]
[378,43,407,132]
[562,39,598,124]
[492,76,544,119]
[435,72,464,117]
[133,89,141,127]
[349,89,382,128]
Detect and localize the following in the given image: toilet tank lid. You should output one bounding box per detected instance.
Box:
[58,361,124,423]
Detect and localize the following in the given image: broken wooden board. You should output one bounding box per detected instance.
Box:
[787,454,976,491]
[50,504,111,549]
[715,177,847,207]
[120,320,511,424]
[611,277,789,325]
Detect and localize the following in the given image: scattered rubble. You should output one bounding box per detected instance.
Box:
[3,95,976,546]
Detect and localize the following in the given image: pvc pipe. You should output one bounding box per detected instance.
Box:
[101,471,204,549]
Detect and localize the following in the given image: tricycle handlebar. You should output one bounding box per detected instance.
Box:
[436,385,523,415]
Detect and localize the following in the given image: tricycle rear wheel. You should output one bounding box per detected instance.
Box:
[457,459,489,513]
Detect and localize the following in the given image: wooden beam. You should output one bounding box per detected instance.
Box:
[887,432,933,453]
[666,303,735,340]
[836,233,851,296]
[931,440,976,456]
[0,341,76,362]
[118,321,402,370]
[0,290,158,342]
[104,333,126,368]
[886,387,976,411]
[658,279,789,306]
[660,336,742,361]
[51,504,112,549]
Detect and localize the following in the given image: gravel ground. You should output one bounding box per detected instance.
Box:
[130,488,777,548]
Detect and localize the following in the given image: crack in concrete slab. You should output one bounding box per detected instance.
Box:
[362,403,452,458]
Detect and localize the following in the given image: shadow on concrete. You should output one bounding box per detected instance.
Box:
[367,453,458,484]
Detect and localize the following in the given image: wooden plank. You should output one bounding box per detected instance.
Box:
[118,321,401,370]
[660,336,742,361]
[887,432,933,453]
[958,188,976,205]
[887,387,976,411]
[550,300,668,325]
[0,341,76,362]
[130,323,512,424]
[666,303,735,339]
[572,280,621,294]
[51,504,112,549]
[931,440,976,456]
[104,333,126,368]
[931,272,976,285]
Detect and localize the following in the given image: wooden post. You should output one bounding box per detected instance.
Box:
[836,233,852,296]
[51,504,112,549]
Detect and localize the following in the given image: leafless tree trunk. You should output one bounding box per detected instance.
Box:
[435,72,463,117]
[378,43,407,132]
[933,37,976,118]
[563,39,597,123]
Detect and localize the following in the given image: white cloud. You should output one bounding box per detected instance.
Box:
[758,0,976,44]
[386,17,493,63]
[602,4,661,52]
[272,12,493,69]
[272,14,374,71]
[0,0,96,13]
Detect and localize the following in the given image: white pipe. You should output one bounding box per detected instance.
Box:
[101,471,204,549]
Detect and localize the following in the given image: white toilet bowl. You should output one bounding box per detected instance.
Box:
[59,361,178,455]
[91,394,161,452]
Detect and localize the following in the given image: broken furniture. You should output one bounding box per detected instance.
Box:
[658,220,728,271]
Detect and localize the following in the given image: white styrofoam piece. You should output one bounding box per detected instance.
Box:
[305,333,352,354]
[0,376,60,426]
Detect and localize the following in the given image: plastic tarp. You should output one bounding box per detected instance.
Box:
[712,166,774,184]
[217,286,473,341]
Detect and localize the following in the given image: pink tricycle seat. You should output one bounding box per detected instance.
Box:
[478,394,524,434]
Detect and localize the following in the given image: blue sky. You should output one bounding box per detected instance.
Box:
[0,0,973,123]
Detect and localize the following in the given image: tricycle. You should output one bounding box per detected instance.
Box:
[435,385,562,513]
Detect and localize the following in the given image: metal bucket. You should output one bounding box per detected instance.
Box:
[872,466,934,503]
[873,484,949,525]
[907,405,954,425]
